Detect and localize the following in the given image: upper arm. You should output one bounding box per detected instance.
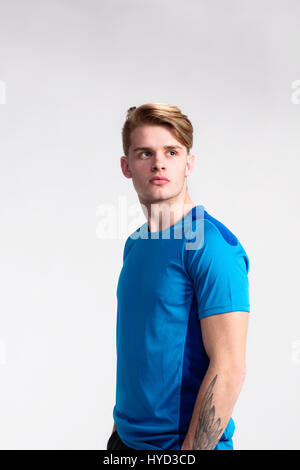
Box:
[184,219,251,372]
[184,219,250,320]
[200,311,249,373]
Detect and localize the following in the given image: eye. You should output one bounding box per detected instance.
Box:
[140,151,151,158]
[139,150,177,158]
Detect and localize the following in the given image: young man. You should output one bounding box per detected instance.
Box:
[106,103,250,451]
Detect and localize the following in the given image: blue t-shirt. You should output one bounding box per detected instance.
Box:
[112,205,250,450]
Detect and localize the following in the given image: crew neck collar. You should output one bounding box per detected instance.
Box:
[146,204,205,235]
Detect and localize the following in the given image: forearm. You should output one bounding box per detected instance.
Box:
[181,363,245,450]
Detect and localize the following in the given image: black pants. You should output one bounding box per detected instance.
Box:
[106,430,134,450]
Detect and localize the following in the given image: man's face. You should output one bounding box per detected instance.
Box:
[121,125,194,204]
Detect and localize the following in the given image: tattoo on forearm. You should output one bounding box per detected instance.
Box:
[192,374,223,450]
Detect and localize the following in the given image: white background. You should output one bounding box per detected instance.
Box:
[0,0,299,450]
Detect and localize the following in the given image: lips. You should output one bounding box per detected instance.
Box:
[149,177,170,185]
[149,176,169,183]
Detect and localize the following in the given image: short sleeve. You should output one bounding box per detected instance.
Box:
[184,219,250,319]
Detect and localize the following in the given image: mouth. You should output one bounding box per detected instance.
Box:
[149,177,170,185]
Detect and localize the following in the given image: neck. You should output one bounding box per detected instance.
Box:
[141,191,196,233]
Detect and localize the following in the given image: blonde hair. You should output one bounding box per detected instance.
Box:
[122,103,193,157]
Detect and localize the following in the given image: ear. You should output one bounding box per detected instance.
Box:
[120,156,132,179]
[185,153,195,177]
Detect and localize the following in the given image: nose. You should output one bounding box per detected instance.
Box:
[151,152,167,172]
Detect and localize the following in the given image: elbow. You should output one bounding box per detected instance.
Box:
[231,365,246,389]
[227,363,246,394]
[221,365,246,399]
[210,358,247,391]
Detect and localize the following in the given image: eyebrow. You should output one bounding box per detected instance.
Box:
[133,145,183,153]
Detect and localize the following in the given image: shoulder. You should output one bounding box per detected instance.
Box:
[122,222,147,261]
[184,210,249,275]
[185,210,240,253]
[202,210,240,247]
